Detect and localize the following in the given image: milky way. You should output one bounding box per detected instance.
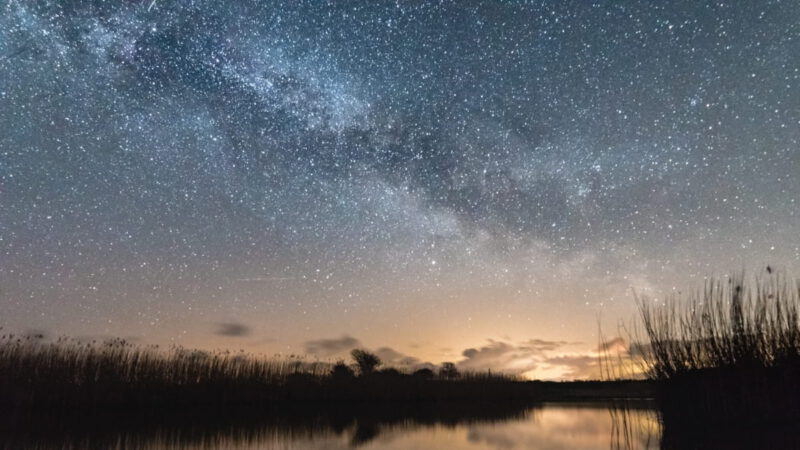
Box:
[1,1,798,378]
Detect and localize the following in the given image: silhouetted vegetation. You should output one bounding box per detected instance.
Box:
[330,360,356,380]
[0,333,649,412]
[634,271,800,425]
[412,367,435,379]
[609,400,800,450]
[350,349,381,375]
[438,361,460,379]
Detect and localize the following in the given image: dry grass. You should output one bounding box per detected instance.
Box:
[636,272,800,379]
[632,270,800,423]
[0,335,523,410]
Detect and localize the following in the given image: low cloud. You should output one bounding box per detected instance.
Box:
[304,335,361,356]
[374,346,436,371]
[455,338,610,379]
[544,355,600,380]
[458,340,540,375]
[521,338,575,353]
[215,322,251,337]
[597,336,627,353]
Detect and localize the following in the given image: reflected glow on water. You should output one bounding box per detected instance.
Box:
[7,403,660,450]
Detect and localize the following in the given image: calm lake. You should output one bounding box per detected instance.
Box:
[4,401,662,450]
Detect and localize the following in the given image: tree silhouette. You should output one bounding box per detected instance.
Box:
[350,349,381,375]
[439,362,460,379]
[330,360,355,380]
[412,368,435,379]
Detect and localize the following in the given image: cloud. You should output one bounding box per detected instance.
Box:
[543,355,600,380]
[458,339,540,375]
[597,336,627,354]
[304,335,361,356]
[374,346,436,371]
[215,322,251,337]
[454,338,609,379]
[521,338,575,353]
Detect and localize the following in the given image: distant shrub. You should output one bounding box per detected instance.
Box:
[330,361,355,380]
[350,349,381,375]
[376,367,403,377]
[411,368,434,379]
[439,362,460,379]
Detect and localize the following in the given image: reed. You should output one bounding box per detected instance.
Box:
[0,335,525,410]
[634,271,800,423]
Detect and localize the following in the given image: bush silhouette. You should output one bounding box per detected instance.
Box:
[412,368,434,379]
[350,349,381,375]
[439,362,460,379]
[330,361,355,380]
[376,367,403,378]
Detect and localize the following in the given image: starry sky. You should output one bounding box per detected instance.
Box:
[1,0,799,379]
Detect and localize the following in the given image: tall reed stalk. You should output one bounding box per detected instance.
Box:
[636,273,800,380]
[633,271,800,423]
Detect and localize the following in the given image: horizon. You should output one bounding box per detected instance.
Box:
[2,0,799,381]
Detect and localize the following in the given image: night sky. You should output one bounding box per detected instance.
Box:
[2,1,798,379]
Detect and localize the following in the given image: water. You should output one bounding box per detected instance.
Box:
[3,401,661,450]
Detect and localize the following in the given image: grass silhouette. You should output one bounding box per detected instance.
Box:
[0,334,649,411]
[634,270,800,424]
[0,336,498,409]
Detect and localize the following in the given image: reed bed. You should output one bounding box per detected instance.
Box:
[633,271,800,423]
[0,335,527,410]
[0,336,330,385]
[0,335,331,409]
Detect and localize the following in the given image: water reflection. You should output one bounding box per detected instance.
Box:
[2,401,663,450]
[7,400,800,449]
[4,400,797,448]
